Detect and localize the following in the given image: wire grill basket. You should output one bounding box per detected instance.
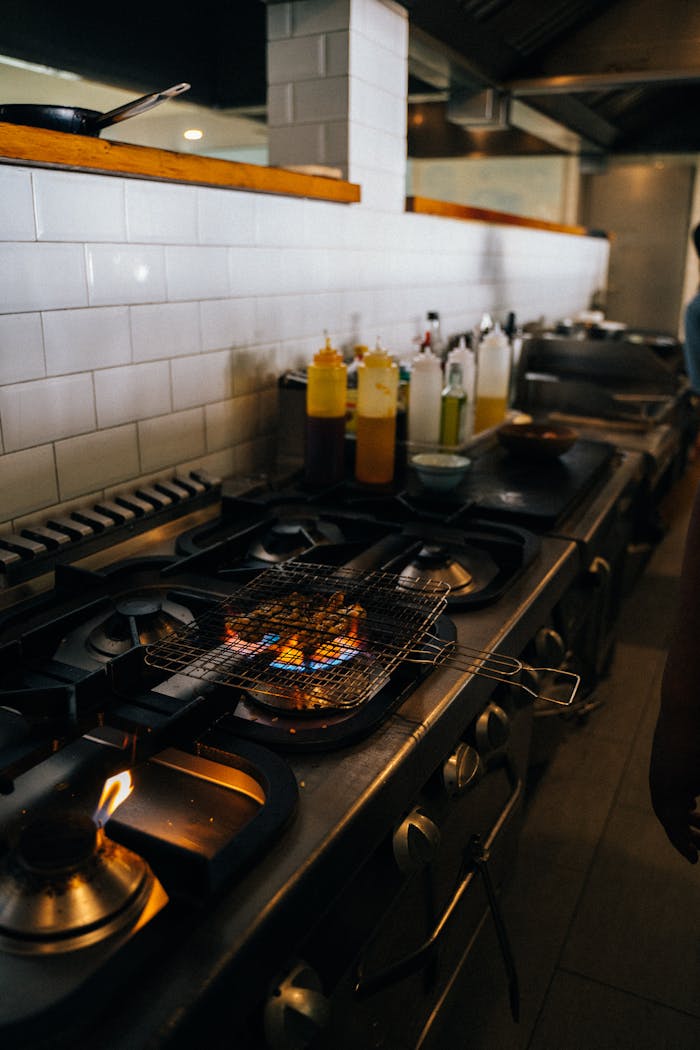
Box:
[144,563,579,711]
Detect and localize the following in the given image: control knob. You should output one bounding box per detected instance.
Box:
[263,960,330,1050]
[474,701,511,753]
[442,742,483,796]
[392,807,440,874]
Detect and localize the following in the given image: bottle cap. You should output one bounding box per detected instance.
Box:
[313,334,343,367]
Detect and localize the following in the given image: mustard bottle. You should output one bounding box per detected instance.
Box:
[355,338,398,485]
[305,335,347,487]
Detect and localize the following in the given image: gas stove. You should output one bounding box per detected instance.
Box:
[0,447,634,1049]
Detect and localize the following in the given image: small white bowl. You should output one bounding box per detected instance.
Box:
[411,452,471,492]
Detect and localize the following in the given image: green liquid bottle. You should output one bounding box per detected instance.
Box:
[440,361,467,447]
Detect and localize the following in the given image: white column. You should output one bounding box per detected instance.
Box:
[266,0,409,211]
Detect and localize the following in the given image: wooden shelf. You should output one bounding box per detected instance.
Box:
[0,123,361,204]
[406,195,604,237]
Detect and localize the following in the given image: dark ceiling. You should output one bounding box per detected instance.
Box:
[1,0,700,156]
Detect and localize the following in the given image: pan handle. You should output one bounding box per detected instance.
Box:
[94,82,191,129]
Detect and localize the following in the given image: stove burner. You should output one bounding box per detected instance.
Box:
[399,543,499,598]
[248,519,344,563]
[0,812,167,955]
[86,595,190,660]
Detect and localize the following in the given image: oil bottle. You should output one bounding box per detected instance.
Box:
[440,359,468,446]
[355,338,398,485]
[474,322,510,433]
[305,334,347,487]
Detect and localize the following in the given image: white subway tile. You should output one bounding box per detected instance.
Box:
[125,181,198,244]
[130,301,201,361]
[33,171,126,242]
[267,123,325,167]
[267,2,292,40]
[0,314,45,382]
[268,35,325,84]
[303,197,352,248]
[326,31,350,76]
[0,168,35,241]
[171,351,233,410]
[206,395,258,451]
[43,306,131,374]
[0,244,87,312]
[197,188,256,246]
[255,294,305,344]
[292,0,350,35]
[86,244,166,305]
[200,298,256,351]
[55,425,140,500]
[138,408,206,473]
[94,361,171,428]
[0,445,57,521]
[256,194,307,247]
[0,374,95,451]
[204,398,236,451]
[294,77,349,123]
[231,346,278,396]
[267,83,294,128]
[228,247,284,298]
[165,246,229,301]
[353,0,408,53]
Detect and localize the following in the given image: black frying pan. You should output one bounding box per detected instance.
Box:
[0,82,190,136]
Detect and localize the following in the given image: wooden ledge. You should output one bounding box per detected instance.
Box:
[0,123,361,204]
[406,195,605,237]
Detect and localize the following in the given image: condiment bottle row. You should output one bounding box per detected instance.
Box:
[303,320,517,488]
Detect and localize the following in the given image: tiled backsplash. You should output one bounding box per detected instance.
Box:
[0,162,609,532]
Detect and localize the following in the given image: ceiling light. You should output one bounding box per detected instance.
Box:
[183,128,203,141]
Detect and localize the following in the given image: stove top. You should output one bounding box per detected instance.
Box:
[0,447,618,1048]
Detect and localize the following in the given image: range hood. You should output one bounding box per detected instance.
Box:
[1,0,699,158]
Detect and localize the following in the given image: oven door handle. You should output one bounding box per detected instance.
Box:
[354,757,522,1008]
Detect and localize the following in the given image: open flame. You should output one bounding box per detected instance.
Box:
[271,621,363,673]
[223,592,366,674]
[93,770,133,827]
[223,629,280,657]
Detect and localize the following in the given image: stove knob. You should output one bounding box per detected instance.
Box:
[392,807,440,874]
[263,960,330,1050]
[534,627,566,667]
[443,742,483,796]
[474,702,511,753]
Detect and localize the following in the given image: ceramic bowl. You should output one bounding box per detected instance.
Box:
[411,452,471,492]
[497,422,578,461]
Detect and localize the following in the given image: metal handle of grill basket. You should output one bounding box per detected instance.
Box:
[406,635,581,707]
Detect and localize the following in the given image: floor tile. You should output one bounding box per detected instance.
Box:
[560,803,700,1017]
[529,970,700,1050]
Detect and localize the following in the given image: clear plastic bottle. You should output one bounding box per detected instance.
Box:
[474,322,510,433]
[344,344,367,434]
[407,346,442,446]
[427,311,444,360]
[355,338,398,485]
[440,360,468,446]
[305,335,347,487]
[447,337,476,441]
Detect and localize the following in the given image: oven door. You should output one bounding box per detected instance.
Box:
[254,688,532,1050]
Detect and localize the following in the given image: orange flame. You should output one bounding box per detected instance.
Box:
[94,770,133,827]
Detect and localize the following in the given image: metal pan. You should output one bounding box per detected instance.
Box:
[0,82,190,136]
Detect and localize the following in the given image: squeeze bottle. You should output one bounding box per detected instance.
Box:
[474,323,510,433]
[407,347,442,446]
[355,339,398,485]
[305,335,347,487]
